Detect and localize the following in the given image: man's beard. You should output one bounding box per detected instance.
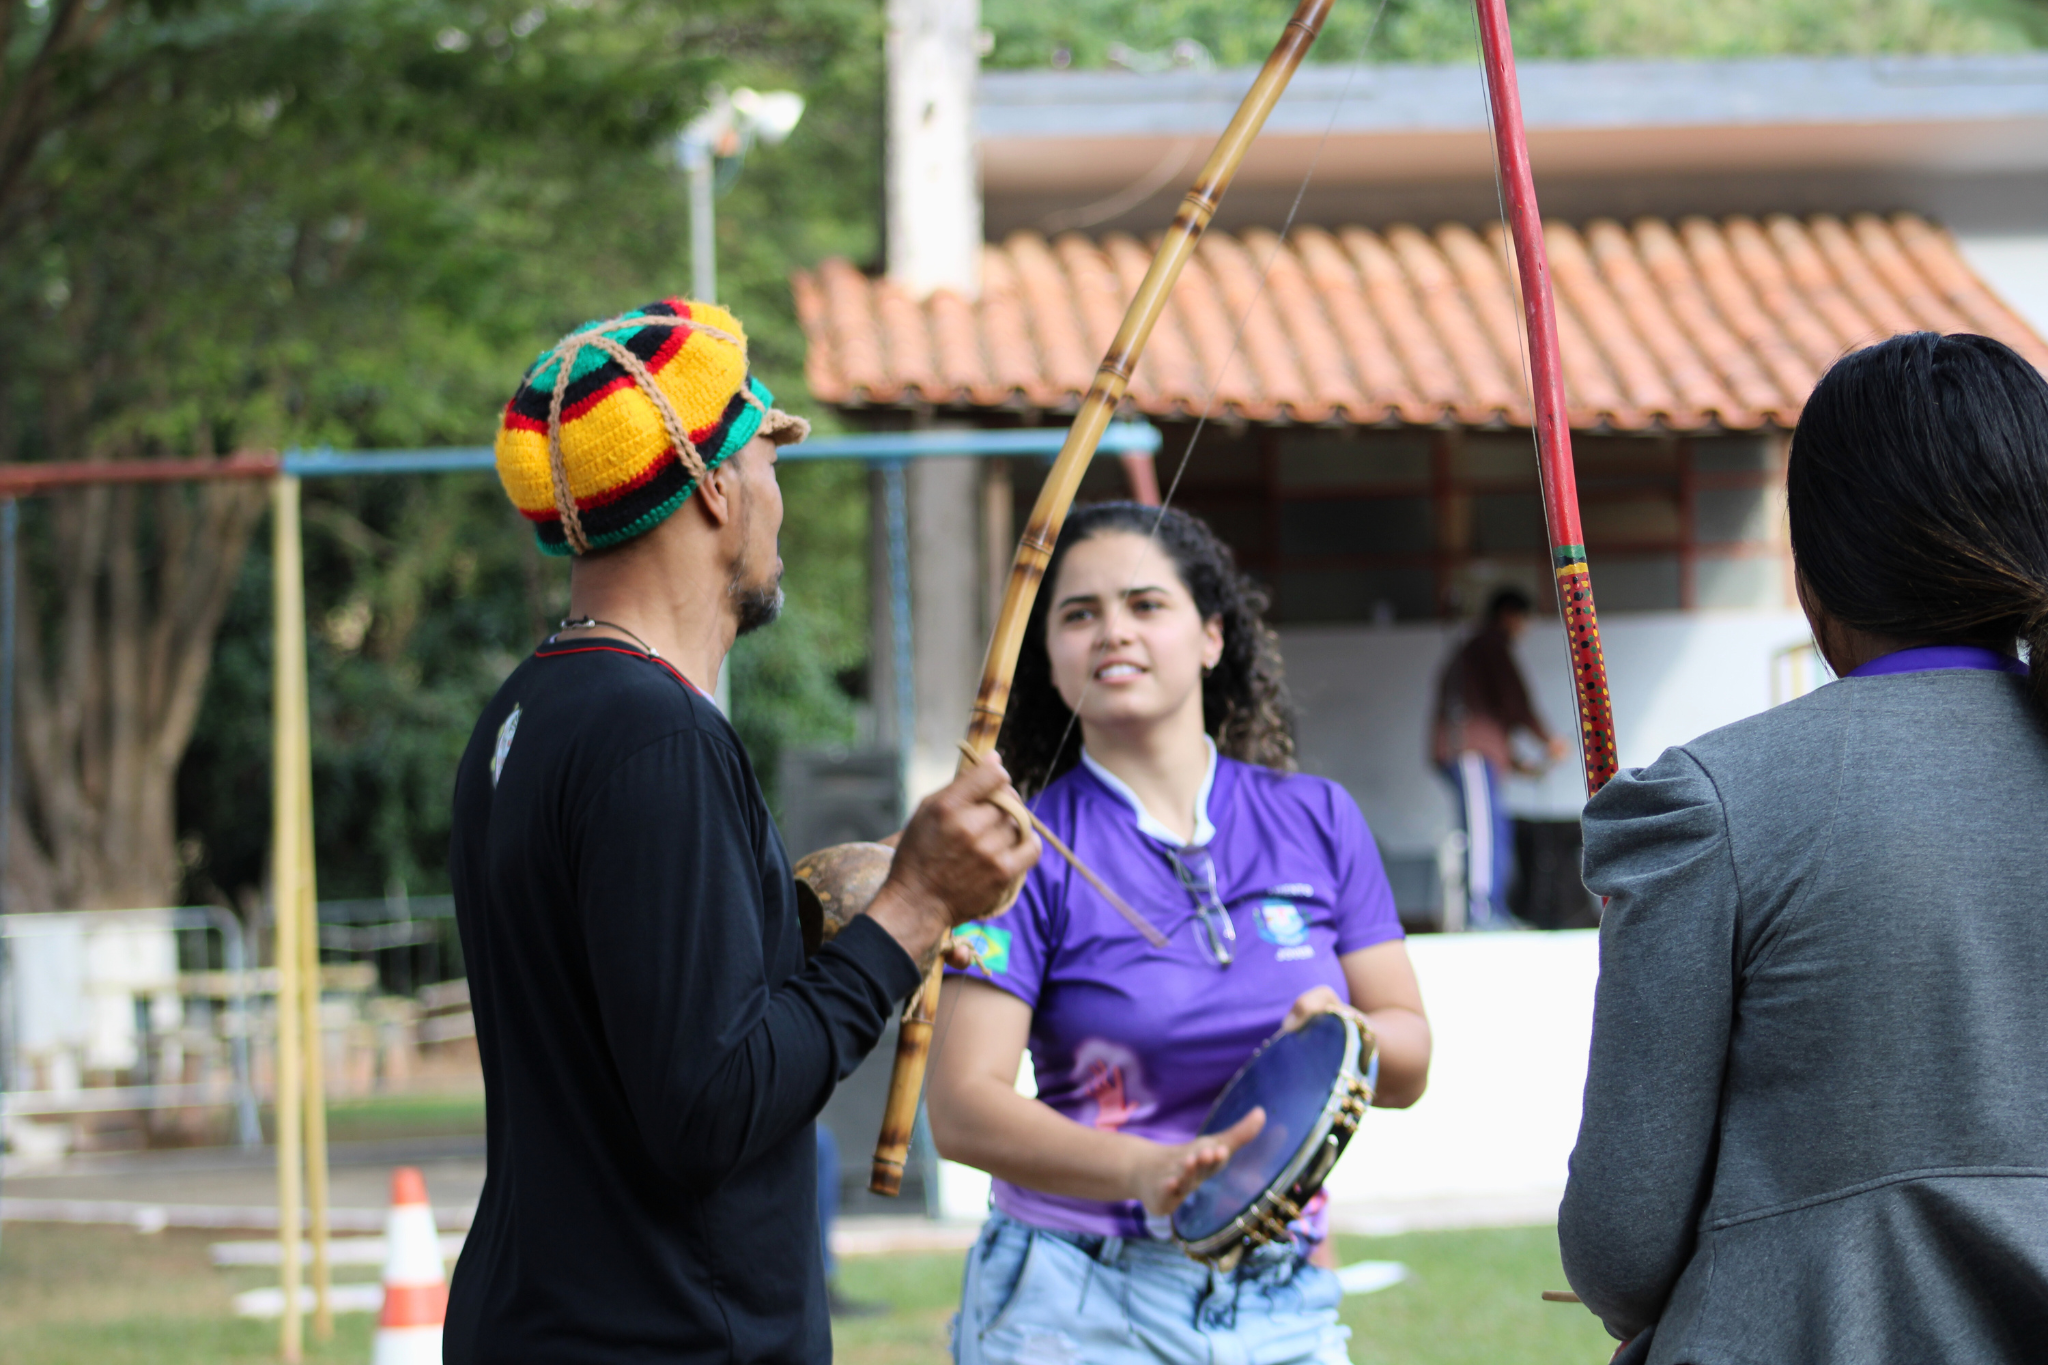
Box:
[732,575,784,637]
[728,485,783,637]
[729,538,784,637]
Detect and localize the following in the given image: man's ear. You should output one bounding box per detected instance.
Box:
[691,455,740,529]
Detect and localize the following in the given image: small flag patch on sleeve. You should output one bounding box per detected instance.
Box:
[955,923,1011,976]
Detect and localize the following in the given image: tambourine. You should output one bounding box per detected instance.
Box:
[1171,1010,1377,1268]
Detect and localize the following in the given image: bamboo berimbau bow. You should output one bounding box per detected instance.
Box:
[1472,0,1619,798]
[862,0,1339,1196]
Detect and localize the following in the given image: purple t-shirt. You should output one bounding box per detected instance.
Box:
[947,752,1404,1238]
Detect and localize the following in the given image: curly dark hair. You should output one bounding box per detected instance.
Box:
[995,501,1296,797]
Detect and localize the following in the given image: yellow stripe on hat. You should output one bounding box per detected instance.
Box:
[495,303,750,516]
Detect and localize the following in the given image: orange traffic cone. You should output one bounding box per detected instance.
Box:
[371,1167,446,1365]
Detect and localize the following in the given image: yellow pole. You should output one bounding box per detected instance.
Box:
[284,478,335,1334]
[291,504,334,1339]
[270,476,305,1364]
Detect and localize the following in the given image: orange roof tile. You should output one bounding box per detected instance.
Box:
[793,213,2048,432]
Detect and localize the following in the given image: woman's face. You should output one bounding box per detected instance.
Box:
[1044,530,1224,737]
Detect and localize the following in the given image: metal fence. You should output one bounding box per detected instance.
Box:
[3,907,261,1150]
[1,896,470,1159]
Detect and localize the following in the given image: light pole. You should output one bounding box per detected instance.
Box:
[676,86,806,305]
[676,87,804,715]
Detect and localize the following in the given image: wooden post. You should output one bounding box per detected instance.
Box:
[297,749,333,1337]
[270,476,306,1363]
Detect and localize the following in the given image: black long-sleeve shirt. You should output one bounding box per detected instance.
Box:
[444,640,921,1364]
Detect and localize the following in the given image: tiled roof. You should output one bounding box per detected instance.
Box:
[792,213,2048,432]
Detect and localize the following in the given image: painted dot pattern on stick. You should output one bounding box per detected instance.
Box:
[1553,546,1619,793]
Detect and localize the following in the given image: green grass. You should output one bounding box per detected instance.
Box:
[0,1224,373,1365]
[250,1090,489,1146]
[319,1091,487,1144]
[0,1220,1612,1364]
[1336,1226,1613,1364]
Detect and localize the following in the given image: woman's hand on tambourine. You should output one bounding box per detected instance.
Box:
[1281,985,1376,1046]
[1129,1108,1267,1218]
[865,753,1042,966]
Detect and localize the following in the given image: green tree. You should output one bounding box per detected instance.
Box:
[981,0,2044,70]
[1,0,880,911]
[165,0,887,908]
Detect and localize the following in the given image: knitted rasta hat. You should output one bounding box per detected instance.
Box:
[494,299,810,556]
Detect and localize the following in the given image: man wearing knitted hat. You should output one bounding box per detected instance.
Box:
[446,300,1038,1363]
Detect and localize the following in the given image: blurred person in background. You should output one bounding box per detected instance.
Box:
[928,503,1431,1365]
[445,300,1037,1364]
[1432,586,1568,928]
[1562,332,2048,1362]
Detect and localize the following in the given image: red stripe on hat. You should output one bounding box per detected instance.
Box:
[511,448,679,521]
[576,450,677,509]
[557,326,696,424]
[503,337,732,446]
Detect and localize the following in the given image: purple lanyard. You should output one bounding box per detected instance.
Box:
[1846,645,2030,679]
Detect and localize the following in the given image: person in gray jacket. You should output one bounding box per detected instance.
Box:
[1560,331,2048,1363]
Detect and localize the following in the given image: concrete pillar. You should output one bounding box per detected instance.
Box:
[982,459,1013,636]
[906,455,984,804]
[886,0,982,299]
[869,467,901,754]
[886,0,987,802]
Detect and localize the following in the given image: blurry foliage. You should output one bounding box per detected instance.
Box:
[728,458,872,828]
[0,0,882,906]
[981,0,2046,69]
[182,458,870,904]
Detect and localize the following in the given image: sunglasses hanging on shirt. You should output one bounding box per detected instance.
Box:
[1164,845,1236,968]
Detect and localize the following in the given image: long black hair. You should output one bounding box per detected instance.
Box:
[1789,331,2048,720]
[995,501,1296,797]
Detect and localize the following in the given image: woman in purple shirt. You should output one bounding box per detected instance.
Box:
[929,503,1432,1365]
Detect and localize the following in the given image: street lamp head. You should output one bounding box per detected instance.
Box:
[731,88,805,146]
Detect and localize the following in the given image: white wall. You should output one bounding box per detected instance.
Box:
[936,931,1604,1228]
[8,910,181,1079]
[1283,608,1815,853]
[1321,930,1597,1225]
[1956,233,2048,342]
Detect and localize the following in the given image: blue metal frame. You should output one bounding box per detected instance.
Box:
[278,424,1162,806]
[278,422,1160,477]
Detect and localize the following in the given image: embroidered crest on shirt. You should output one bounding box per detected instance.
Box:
[1256,898,1314,960]
[490,704,522,788]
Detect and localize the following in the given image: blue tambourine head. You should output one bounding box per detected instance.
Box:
[1171,1012,1357,1249]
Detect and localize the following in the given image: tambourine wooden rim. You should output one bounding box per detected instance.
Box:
[1172,1011,1377,1267]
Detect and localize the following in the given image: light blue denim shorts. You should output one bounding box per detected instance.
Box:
[952,1209,1353,1365]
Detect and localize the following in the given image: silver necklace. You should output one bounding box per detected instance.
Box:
[554,616,659,658]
